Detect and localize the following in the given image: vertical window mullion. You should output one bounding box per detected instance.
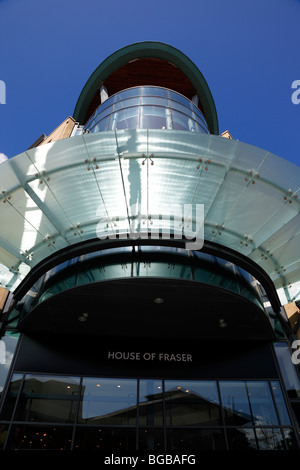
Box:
[216,380,229,450]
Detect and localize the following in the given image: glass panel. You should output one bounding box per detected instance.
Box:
[141,86,168,98]
[246,381,279,425]
[291,402,300,433]
[138,428,164,450]
[92,116,110,132]
[138,380,163,426]
[227,428,257,450]
[141,96,169,107]
[167,428,226,450]
[271,381,291,425]
[0,334,19,400]
[14,375,80,423]
[165,380,221,426]
[5,424,73,450]
[1,130,299,294]
[256,427,285,450]
[0,373,23,420]
[119,87,141,99]
[113,97,140,112]
[78,378,137,425]
[0,424,8,450]
[74,426,136,450]
[219,381,252,426]
[274,342,300,398]
[282,428,299,450]
[140,106,167,130]
[172,110,189,131]
[112,108,139,131]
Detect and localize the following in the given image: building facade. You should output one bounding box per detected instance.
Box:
[0,42,300,451]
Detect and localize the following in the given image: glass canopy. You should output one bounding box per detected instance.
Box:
[0,130,299,303]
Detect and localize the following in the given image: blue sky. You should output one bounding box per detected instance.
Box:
[0,0,299,166]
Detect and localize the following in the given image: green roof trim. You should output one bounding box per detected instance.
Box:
[73,41,219,134]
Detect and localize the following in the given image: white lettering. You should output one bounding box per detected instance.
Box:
[0,80,5,105]
[291,340,300,365]
[0,340,5,364]
[291,80,300,104]
[107,351,192,362]
[104,454,139,467]
[143,352,156,360]
[107,351,141,360]
[148,454,196,464]
[96,203,204,250]
[158,352,192,362]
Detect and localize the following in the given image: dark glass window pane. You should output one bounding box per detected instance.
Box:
[227,428,257,450]
[6,424,73,450]
[247,381,279,425]
[165,380,221,426]
[0,424,8,450]
[0,334,19,401]
[282,428,299,450]
[78,378,137,425]
[219,381,252,426]
[74,427,136,450]
[256,427,285,450]
[14,375,80,423]
[138,380,163,426]
[0,373,23,420]
[271,381,291,425]
[167,428,226,450]
[291,402,300,433]
[138,428,164,450]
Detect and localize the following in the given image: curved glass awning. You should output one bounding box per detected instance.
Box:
[0,130,299,303]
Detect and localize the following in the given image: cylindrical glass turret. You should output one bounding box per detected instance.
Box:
[84,86,209,134]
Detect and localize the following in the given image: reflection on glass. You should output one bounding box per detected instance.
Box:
[85,86,209,134]
[247,381,279,425]
[167,428,226,450]
[1,373,296,451]
[6,424,73,450]
[139,380,163,426]
[0,334,19,398]
[271,381,291,425]
[256,427,285,450]
[0,373,22,421]
[282,428,298,450]
[14,375,80,423]
[74,427,136,450]
[219,381,252,426]
[78,378,137,425]
[138,428,164,450]
[227,428,257,450]
[165,380,221,426]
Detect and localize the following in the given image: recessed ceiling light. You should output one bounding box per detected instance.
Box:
[218,318,227,328]
[154,297,164,304]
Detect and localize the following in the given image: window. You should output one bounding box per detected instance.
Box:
[13,375,80,423]
[78,378,137,425]
[0,375,296,450]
